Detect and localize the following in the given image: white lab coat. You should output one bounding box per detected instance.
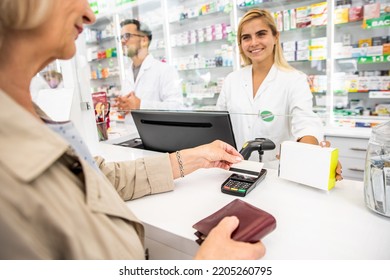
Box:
[121,54,183,110]
[217,64,324,165]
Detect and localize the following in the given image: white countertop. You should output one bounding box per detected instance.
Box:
[103,121,139,145]
[96,143,390,260]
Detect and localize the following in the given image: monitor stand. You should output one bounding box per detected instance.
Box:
[114,138,144,150]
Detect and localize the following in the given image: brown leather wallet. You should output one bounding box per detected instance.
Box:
[192,199,276,245]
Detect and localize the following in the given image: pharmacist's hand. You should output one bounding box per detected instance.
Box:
[194,216,265,260]
[115,91,140,114]
[320,140,343,181]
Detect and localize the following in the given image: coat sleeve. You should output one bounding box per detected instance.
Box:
[95,153,175,201]
[288,73,324,142]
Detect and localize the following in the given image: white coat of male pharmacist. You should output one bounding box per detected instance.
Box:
[116,19,183,123]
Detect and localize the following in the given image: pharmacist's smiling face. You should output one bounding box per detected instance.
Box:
[121,24,143,58]
[240,18,277,67]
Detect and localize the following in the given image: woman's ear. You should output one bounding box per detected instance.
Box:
[275,31,280,43]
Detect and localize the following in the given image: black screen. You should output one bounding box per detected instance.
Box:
[131,110,237,152]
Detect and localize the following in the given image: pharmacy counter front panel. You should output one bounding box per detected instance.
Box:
[96,143,390,260]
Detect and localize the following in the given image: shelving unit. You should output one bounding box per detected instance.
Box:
[84,16,122,99]
[166,0,236,109]
[235,0,389,128]
[330,0,390,128]
[116,0,166,73]
[81,0,389,133]
[118,1,167,61]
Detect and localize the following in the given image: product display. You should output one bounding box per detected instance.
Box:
[78,0,389,137]
[85,17,121,96]
[92,92,110,141]
[167,0,234,109]
[84,16,122,134]
[332,0,390,128]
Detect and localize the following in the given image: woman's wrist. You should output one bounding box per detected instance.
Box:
[169,148,205,179]
[169,153,180,179]
[175,151,185,178]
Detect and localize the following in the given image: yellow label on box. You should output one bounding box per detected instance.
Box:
[358,38,372,47]
[335,8,349,24]
[311,2,327,15]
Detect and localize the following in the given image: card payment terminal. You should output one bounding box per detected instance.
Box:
[221,169,267,197]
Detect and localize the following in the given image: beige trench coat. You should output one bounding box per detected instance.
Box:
[0,90,174,259]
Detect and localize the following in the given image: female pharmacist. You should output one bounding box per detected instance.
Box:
[217,8,342,180]
[0,0,264,260]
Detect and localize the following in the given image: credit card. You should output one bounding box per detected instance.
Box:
[229,160,264,177]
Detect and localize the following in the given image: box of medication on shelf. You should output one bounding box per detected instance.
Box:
[278,141,338,191]
[309,37,327,50]
[283,10,291,31]
[366,46,383,57]
[310,49,327,61]
[284,51,296,62]
[297,39,309,51]
[335,8,349,24]
[364,3,380,20]
[333,44,352,59]
[282,41,296,52]
[375,104,390,116]
[349,6,363,22]
[296,50,310,61]
[296,6,311,28]
[311,2,327,15]
[351,47,366,58]
[383,44,390,55]
[311,14,327,26]
[358,38,372,47]
[310,2,327,26]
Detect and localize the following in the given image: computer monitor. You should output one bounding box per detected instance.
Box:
[131,109,237,152]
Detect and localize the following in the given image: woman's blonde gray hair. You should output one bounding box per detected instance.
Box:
[237,8,293,71]
[0,0,52,49]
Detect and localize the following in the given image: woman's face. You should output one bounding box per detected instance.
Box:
[39,0,95,60]
[240,17,277,67]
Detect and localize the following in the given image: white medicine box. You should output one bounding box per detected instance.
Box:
[278,141,339,191]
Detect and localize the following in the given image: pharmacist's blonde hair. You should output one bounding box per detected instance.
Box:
[0,0,52,49]
[238,8,293,71]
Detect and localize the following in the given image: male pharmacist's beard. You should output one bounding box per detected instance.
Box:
[123,45,139,58]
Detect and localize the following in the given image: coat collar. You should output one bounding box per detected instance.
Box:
[241,64,278,101]
[127,54,154,85]
[129,54,154,72]
[140,54,154,70]
[0,89,69,182]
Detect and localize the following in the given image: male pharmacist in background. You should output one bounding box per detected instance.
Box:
[115,19,183,119]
